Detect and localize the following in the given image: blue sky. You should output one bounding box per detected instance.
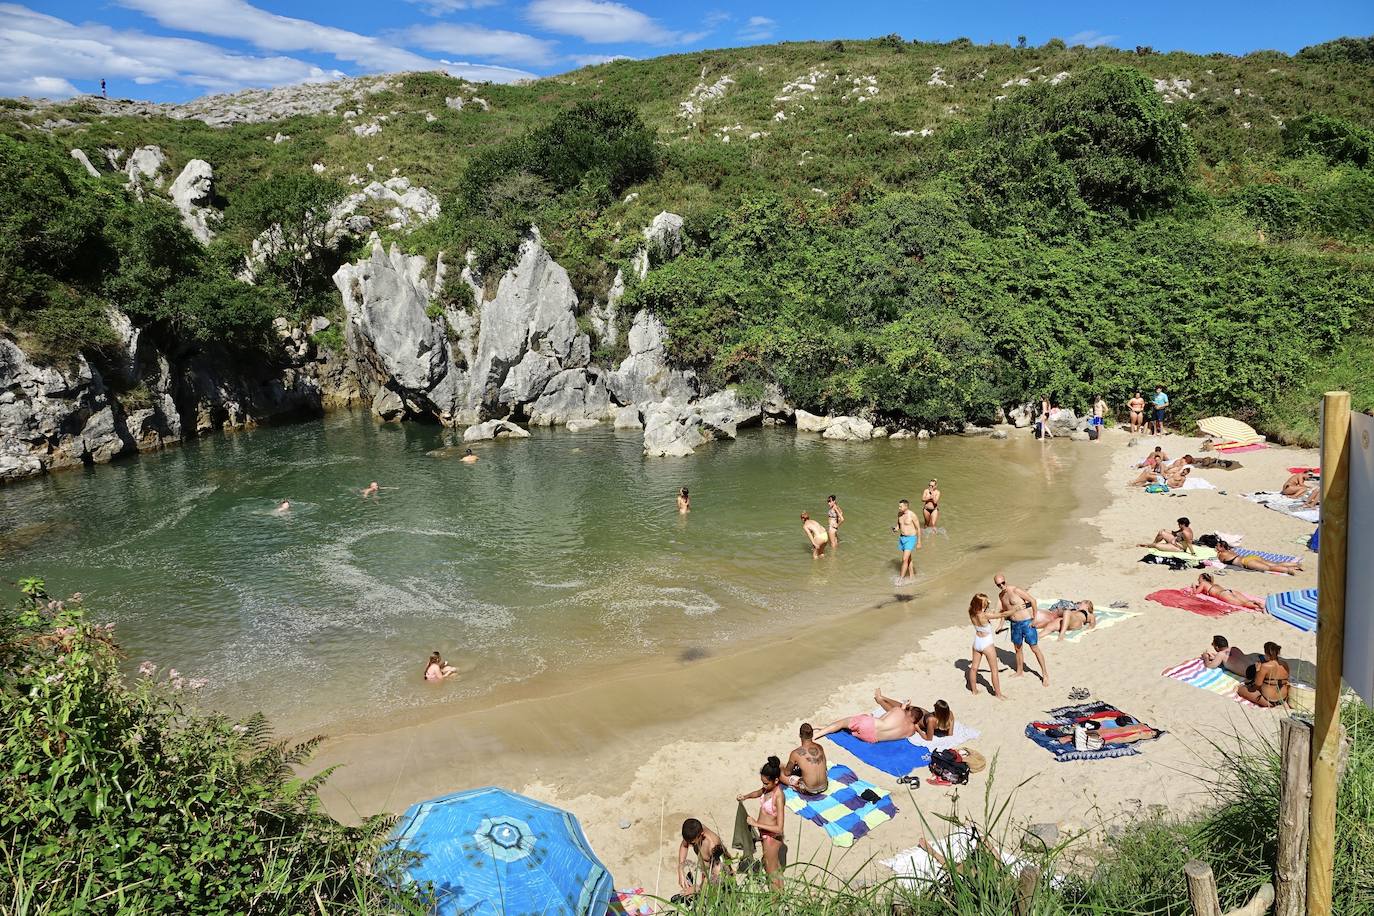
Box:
[3,0,1371,101]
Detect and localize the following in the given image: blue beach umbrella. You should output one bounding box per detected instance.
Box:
[1266,588,1318,633]
[391,787,614,915]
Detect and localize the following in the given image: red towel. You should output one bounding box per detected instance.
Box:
[1146,588,1257,617]
[1216,442,1267,454]
[1287,466,1320,475]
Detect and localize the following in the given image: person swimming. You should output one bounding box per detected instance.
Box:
[461,449,479,463]
[362,481,380,497]
[424,651,457,681]
[274,500,292,514]
[678,487,691,514]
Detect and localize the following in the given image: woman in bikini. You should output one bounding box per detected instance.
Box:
[800,511,829,558]
[921,479,940,529]
[737,756,786,891]
[966,593,1006,699]
[677,486,690,513]
[826,494,844,546]
[1214,540,1303,575]
[1039,397,1055,439]
[1193,573,1264,610]
[914,699,955,740]
[1237,641,1291,708]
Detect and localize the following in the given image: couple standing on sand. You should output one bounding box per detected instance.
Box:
[966,573,1052,699]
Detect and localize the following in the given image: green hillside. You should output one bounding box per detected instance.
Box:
[4,35,1374,441]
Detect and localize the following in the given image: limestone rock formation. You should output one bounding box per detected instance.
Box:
[642,402,709,458]
[526,369,611,426]
[463,419,531,442]
[613,405,642,429]
[822,416,875,440]
[69,148,100,177]
[125,145,167,190]
[168,159,217,242]
[794,409,832,433]
[607,310,697,406]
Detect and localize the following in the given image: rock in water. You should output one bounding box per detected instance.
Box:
[613,405,643,429]
[371,387,405,421]
[527,369,611,426]
[566,418,600,432]
[794,409,832,432]
[607,309,697,406]
[822,416,874,440]
[642,402,708,457]
[463,419,530,442]
[168,159,217,243]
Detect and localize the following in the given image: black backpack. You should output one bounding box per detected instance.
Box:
[929,749,970,785]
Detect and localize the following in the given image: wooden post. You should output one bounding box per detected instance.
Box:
[1309,391,1351,916]
[1275,718,1312,916]
[1015,865,1039,916]
[1185,860,1223,916]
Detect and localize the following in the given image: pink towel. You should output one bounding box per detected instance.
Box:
[1146,588,1259,617]
[1216,442,1267,454]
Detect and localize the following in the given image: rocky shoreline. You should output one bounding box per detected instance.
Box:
[1,204,1095,484]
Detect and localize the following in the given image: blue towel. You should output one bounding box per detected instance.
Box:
[1309,528,1320,552]
[1234,547,1299,564]
[823,730,931,777]
[1266,588,1318,632]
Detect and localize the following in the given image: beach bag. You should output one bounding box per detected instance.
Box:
[929,749,970,785]
[1144,483,1169,494]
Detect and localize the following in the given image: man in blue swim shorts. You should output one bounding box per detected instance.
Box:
[893,499,921,582]
[994,572,1050,687]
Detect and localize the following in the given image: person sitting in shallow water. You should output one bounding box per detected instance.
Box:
[678,486,691,514]
[813,688,920,743]
[1193,573,1263,610]
[460,449,479,463]
[424,651,457,681]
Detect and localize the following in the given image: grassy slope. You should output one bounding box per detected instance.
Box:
[4,38,1372,441]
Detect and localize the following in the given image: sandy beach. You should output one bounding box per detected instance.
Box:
[314,425,1319,900]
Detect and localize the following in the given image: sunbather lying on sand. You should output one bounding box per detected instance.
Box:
[1165,454,1195,473]
[1163,466,1193,488]
[1140,517,1194,553]
[1192,573,1263,610]
[813,689,921,742]
[1044,600,1096,639]
[1128,467,1165,487]
[1214,540,1303,575]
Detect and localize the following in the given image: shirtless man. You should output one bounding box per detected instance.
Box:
[362,481,380,498]
[894,499,921,581]
[826,495,844,546]
[1201,635,1261,677]
[1128,392,1146,434]
[460,449,479,463]
[274,500,292,514]
[994,573,1049,686]
[921,479,941,530]
[1091,396,1107,438]
[801,511,829,558]
[676,818,729,901]
[783,723,829,794]
[813,689,921,743]
[1140,516,1194,554]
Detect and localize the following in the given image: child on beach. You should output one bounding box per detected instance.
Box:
[423,652,457,681]
[674,818,730,902]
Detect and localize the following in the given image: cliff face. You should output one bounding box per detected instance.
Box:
[0,317,362,483]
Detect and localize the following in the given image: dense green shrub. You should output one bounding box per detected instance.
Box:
[0,580,422,913]
[226,172,347,313]
[1296,36,1374,65]
[1283,114,1374,167]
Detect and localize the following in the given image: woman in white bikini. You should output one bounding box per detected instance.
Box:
[966,593,1006,699]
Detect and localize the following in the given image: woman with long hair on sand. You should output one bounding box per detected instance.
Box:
[737,756,786,891]
[1193,573,1264,610]
[966,593,1005,699]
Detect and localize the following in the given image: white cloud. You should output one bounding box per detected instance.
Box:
[1067,30,1119,48]
[405,0,502,14]
[525,0,685,44]
[117,0,437,71]
[437,60,540,81]
[567,52,633,66]
[398,23,556,65]
[738,15,775,41]
[0,4,342,98]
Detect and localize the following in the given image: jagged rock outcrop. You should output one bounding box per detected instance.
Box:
[642,401,709,458]
[69,148,100,177]
[795,409,832,432]
[527,369,611,426]
[607,310,697,407]
[168,159,217,242]
[125,145,167,190]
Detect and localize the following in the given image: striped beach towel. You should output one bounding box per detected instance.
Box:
[1234,547,1300,564]
[784,764,898,848]
[609,888,659,915]
[1162,657,1258,706]
[1266,589,1318,632]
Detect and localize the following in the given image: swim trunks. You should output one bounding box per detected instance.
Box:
[1090,416,1104,427]
[1010,618,1038,646]
[898,534,917,552]
[847,713,878,743]
[1154,408,1166,422]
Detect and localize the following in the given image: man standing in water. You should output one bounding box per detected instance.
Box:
[783,723,829,794]
[801,511,829,558]
[994,573,1049,686]
[921,479,941,530]
[894,499,921,581]
[1128,392,1146,434]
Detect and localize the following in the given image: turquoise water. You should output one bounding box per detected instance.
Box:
[0,412,1078,732]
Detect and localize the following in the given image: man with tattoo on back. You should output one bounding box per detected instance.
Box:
[783,723,828,794]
